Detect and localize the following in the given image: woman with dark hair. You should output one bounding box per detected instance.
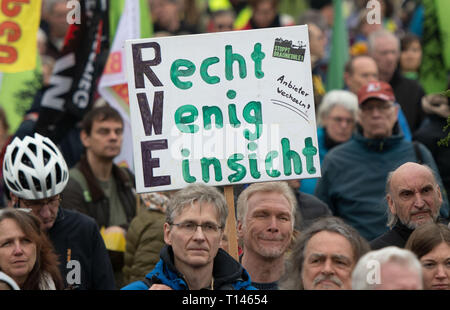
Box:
[0,209,63,290]
[405,222,450,290]
[399,33,422,80]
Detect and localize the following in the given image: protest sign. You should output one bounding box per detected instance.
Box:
[125,25,320,193]
[0,0,41,73]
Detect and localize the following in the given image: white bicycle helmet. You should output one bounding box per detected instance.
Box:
[3,133,69,200]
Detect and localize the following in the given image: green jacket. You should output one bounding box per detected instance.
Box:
[61,155,137,230]
[122,209,165,285]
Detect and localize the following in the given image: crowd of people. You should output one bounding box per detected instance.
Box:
[0,0,449,291]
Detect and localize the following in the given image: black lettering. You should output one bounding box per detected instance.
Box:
[132,42,163,88]
[141,139,171,187]
[136,91,164,136]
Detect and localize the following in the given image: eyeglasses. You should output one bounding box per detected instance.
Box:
[20,197,61,210]
[170,221,223,235]
[330,116,355,125]
[360,102,395,113]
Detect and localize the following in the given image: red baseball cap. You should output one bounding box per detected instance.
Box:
[357,81,395,105]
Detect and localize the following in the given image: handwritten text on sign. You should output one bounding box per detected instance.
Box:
[125,26,321,192]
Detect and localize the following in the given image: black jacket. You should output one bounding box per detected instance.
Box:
[370,218,450,250]
[389,69,425,132]
[414,114,450,197]
[294,191,331,230]
[369,221,413,250]
[48,208,116,289]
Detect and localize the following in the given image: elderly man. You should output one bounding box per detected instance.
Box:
[122,184,255,290]
[236,182,297,289]
[315,81,449,241]
[279,216,370,290]
[344,55,411,141]
[370,162,446,249]
[368,30,425,132]
[352,246,423,290]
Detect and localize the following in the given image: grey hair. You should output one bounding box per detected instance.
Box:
[385,163,439,229]
[317,90,358,126]
[279,216,370,290]
[236,181,298,229]
[352,246,422,290]
[367,29,400,55]
[165,184,228,229]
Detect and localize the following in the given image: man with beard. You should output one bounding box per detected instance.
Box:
[279,217,370,290]
[371,162,447,249]
[236,182,297,289]
[60,105,137,287]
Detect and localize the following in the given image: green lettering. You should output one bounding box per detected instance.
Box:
[200,56,220,85]
[174,105,199,133]
[228,104,241,128]
[249,153,261,179]
[243,101,262,140]
[227,153,246,182]
[201,157,223,182]
[265,151,280,177]
[181,149,196,183]
[202,106,223,129]
[225,45,247,81]
[251,43,265,79]
[302,137,318,174]
[170,59,195,90]
[281,138,302,175]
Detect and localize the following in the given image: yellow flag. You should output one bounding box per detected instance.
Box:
[100,227,127,253]
[0,0,42,73]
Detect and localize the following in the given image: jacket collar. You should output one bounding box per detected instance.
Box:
[354,123,404,152]
[392,221,414,241]
[77,155,131,202]
[149,245,251,290]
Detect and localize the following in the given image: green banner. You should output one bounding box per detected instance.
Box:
[420,0,447,94]
[0,55,41,133]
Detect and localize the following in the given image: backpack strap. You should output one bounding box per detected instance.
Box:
[69,168,92,202]
[413,141,423,164]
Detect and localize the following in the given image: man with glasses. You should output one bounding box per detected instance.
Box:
[122,184,256,290]
[315,81,449,242]
[3,133,115,289]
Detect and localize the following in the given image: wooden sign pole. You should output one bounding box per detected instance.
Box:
[223,185,239,261]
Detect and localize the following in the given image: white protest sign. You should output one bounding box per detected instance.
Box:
[125,25,320,193]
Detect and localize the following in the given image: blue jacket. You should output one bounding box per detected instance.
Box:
[302,110,412,196]
[300,127,329,195]
[315,126,449,241]
[122,245,257,290]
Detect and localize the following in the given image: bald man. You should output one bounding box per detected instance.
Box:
[344,55,379,95]
[371,162,446,250]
